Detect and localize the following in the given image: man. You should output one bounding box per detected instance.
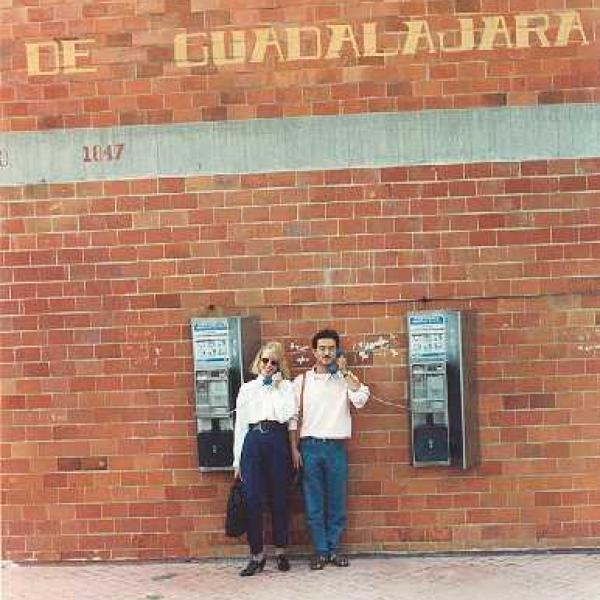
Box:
[288,329,370,570]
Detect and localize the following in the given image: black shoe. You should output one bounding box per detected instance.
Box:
[276,554,290,572]
[328,553,350,567]
[309,554,327,570]
[239,557,266,576]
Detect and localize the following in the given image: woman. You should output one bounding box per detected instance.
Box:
[233,341,296,576]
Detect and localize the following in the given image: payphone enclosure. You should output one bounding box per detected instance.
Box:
[407,310,477,469]
[190,316,260,471]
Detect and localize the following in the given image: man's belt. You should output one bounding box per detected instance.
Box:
[301,436,346,444]
[249,420,288,433]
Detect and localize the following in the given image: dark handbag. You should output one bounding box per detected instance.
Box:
[225,480,246,537]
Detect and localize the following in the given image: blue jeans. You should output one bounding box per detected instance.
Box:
[300,437,348,556]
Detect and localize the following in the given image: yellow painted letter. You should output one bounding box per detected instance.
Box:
[515,13,550,48]
[402,20,436,55]
[286,26,322,61]
[250,28,285,63]
[325,24,360,59]
[478,16,513,50]
[211,30,246,66]
[25,41,60,75]
[174,32,209,67]
[362,22,399,57]
[554,11,589,46]
[61,39,96,74]
[439,18,475,53]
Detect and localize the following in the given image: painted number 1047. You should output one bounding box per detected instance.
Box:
[82,143,124,162]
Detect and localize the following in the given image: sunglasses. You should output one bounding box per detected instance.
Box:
[260,357,279,367]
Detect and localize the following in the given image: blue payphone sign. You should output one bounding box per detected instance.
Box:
[408,313,447,362]
[192,319,230,368]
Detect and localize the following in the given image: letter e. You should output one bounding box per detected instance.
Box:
[61,39,97,74]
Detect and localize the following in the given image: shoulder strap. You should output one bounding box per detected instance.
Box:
[298,372,307,429]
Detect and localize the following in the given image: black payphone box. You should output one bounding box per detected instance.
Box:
[407,311,477,469]
[197,428,234,469]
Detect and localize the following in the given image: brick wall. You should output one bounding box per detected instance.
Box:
[2,2,599,131]
[2,159,600,560]
[2,0,600,563]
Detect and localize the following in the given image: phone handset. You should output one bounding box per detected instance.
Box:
[327,349,344,375]
[263,367,279,386]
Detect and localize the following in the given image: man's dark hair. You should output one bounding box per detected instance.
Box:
[312,329,340,349]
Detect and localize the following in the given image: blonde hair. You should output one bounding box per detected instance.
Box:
[250,341,291,380]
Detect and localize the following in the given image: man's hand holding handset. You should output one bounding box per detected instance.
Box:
[336,353,361,392]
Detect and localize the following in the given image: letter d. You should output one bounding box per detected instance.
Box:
[26,41,61,75]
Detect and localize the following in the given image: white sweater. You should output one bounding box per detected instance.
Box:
[232,376,296,468]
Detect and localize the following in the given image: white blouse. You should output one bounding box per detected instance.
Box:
[232,375,296,469]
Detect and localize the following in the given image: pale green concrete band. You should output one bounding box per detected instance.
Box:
[1,104,599,186]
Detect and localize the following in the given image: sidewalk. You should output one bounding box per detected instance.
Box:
[3,551,600,600]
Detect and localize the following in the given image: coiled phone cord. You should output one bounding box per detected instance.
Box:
[226,388,408,416]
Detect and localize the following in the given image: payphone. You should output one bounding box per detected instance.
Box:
[191,316,260,471]
[407,310,476,469]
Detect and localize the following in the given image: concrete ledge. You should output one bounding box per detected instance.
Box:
[1,104,600,186]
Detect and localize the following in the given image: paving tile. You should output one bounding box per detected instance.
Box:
[3,552,600,600]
